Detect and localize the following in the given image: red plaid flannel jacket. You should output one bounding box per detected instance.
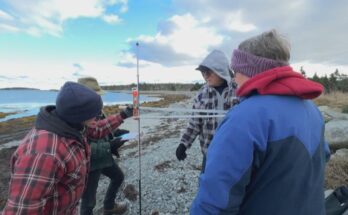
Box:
[2,114,124,215]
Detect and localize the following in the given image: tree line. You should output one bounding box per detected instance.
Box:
[300,67,348,93]
[102,68,348,93]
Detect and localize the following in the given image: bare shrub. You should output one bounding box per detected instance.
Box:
[325,156,348,189]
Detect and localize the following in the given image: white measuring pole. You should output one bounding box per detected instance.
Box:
[135,42,142,215]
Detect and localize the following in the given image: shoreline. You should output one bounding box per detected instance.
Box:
[0,92,191,146]
[0,90,193,122]
[0,112,17,119]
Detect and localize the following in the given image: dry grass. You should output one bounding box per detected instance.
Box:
[325,156,348,189]
[0,112,17,119]
[154,160,172,172]
[0,116,36,144]
[314,91,348,112]
[123,184,138,201]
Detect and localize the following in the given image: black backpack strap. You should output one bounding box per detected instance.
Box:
[326,186,348,215]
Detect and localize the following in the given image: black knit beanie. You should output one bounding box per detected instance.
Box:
[56,81,103,124]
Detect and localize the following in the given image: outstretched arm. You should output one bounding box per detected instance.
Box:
[86,114,124,139]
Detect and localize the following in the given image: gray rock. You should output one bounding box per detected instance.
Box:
[319,106,348,122]
[333,148,348,159]
[325,120,348,150]
[324,189,334,198]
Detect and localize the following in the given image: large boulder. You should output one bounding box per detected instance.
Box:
[333,148,348,158]
[325,120,348,150]
[319,106,348,122]
[319,106,348,150]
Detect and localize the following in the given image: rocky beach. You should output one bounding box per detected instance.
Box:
[0,91,348,214]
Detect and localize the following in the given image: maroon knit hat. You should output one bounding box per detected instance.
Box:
[231,49,289,77]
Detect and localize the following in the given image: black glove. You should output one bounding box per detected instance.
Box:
[110,137,127,158]
[113,129,130,137]
[176,143,187,161]
[120,105,134,119]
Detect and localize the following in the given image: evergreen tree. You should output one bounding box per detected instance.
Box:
[300,66,306,77]
[310,70,348,93]
[312,73,320,83]
[329,73,337,92]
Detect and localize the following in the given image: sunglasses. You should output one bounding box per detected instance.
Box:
[200,69,235,78]
[201,70,213,77]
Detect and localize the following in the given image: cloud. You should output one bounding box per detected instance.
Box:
[171,0,348,66]
[114,51,155,69]
[0,57,205,89]
[0,75,11,80]
[72,63,84,76]
[102,14,121,24]
[126,14,224,66]
[1,55,347,90]
[122,2,312,67]
[0,23,20,32]
[106,0,128,13]
[0,0,128,36]
[73,63,84,71]
[116,62,136,68]
[1,0,347,90]
[118,0,348,80]
[0,9,13,20]
[0,58,79,89]
[221,10,257,33]
[114,52,137,68]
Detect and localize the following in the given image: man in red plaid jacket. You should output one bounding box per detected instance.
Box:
[2,82,133,215]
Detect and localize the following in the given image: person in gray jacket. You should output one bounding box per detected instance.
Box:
[175,50,237,172]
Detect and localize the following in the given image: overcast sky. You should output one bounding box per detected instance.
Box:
[0,0,347,89]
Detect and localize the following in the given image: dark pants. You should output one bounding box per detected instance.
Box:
[80,162,124,215]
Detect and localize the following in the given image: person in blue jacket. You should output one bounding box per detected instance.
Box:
[190,29,330,215]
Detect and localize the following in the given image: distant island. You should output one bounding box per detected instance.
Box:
[0,87,40,90]
[0,87,59,91]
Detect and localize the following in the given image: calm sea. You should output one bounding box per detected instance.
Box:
[0,89,159,122]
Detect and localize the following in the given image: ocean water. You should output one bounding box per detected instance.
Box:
[0,89,159,122]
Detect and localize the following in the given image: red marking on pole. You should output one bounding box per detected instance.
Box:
[132,87,139,118]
